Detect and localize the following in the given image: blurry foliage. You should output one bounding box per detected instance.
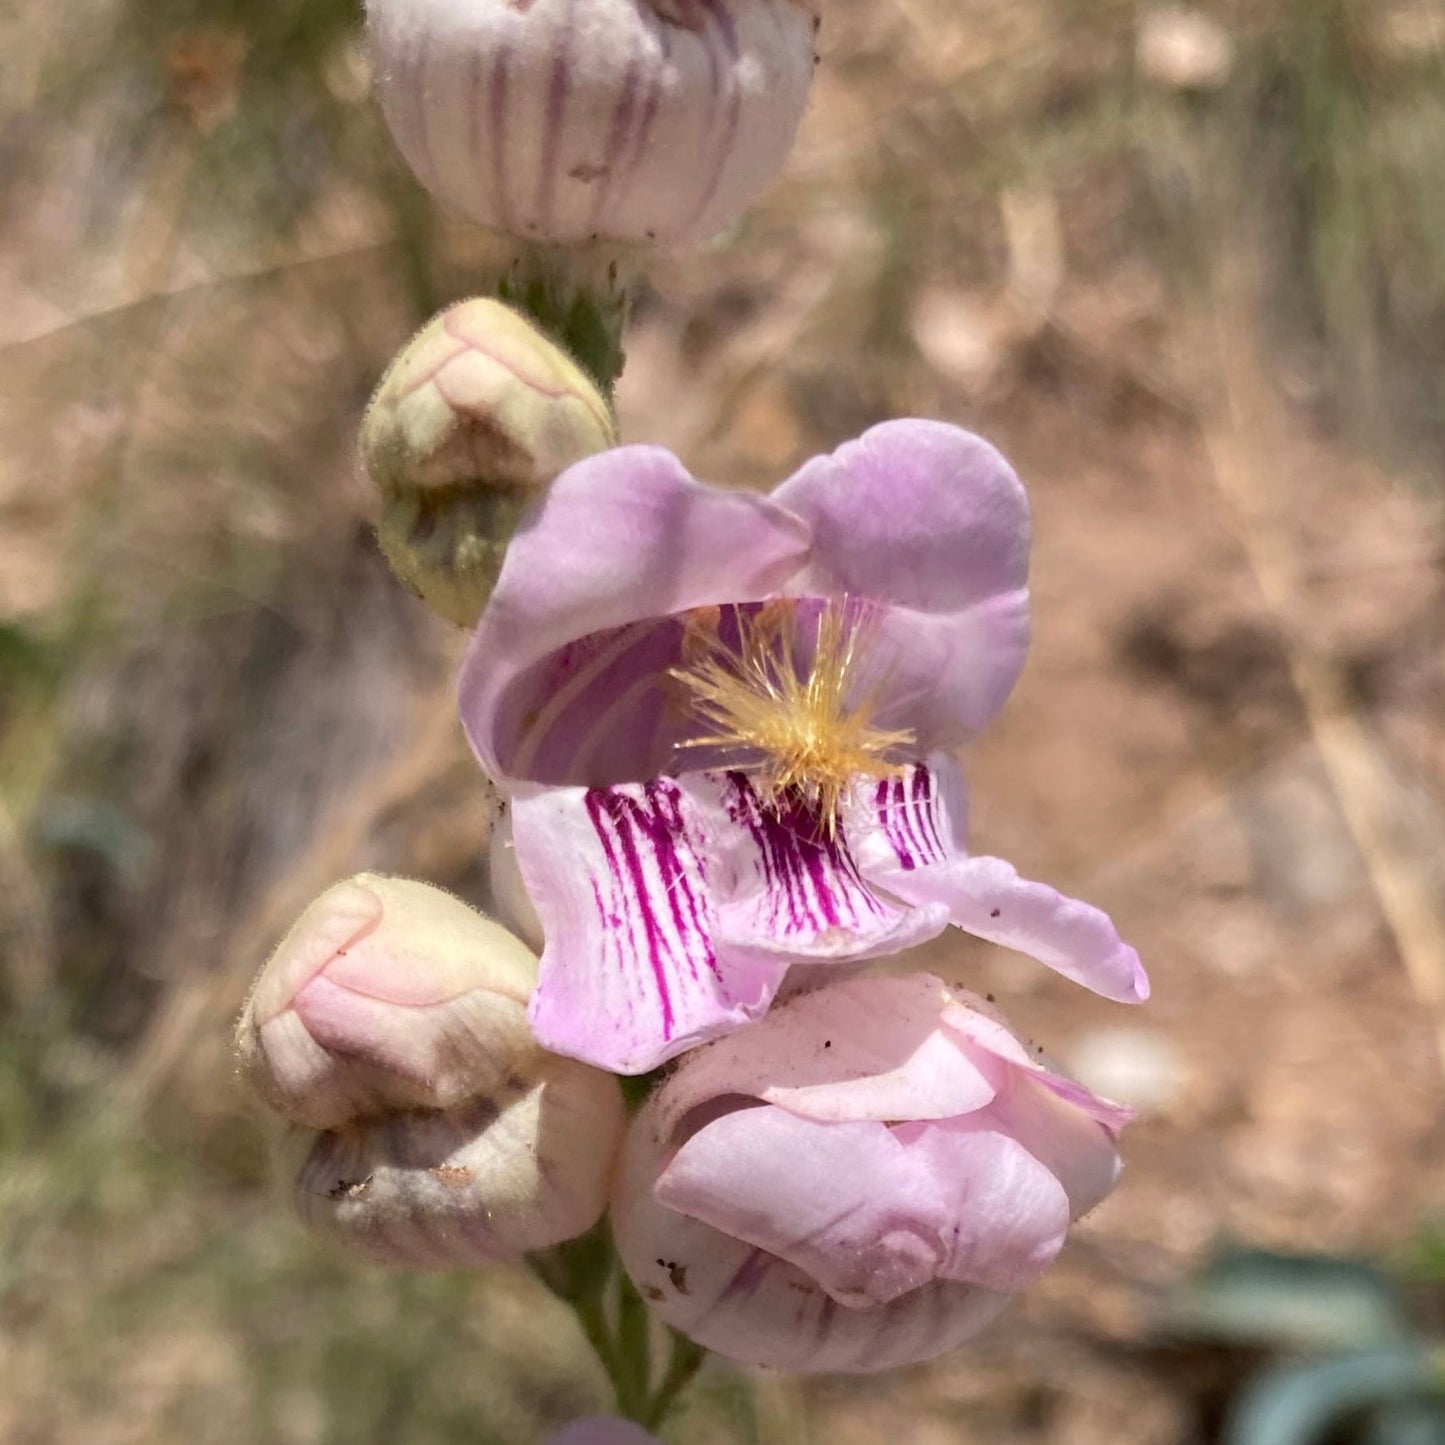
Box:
[1165,1249,1413,1355]
[1165,1249,1445,1445]
[1256,0,1445,464]
[0,1021,580,1444]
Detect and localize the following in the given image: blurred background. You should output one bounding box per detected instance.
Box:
[3,0,1445,1440]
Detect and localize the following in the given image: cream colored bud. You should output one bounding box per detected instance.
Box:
[237,873,535,1131]
[237,874,625,1263]
[292,1048,621,1266]
[361,299,616,626]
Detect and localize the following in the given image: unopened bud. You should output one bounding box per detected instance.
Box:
[292,1047,622,1266]
[362,299,616,626]
[237,874,625,1264]
[364,0,818,249]
[237,873,533,1130]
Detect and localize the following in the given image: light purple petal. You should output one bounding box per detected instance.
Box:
[774,420,1032,741]
[512,779,787,1074]
[657,1106,952,1308]
[545,1421,659,1445]
[891,1117,1071,1292]
[654,973,1003,1138]
[1027,1067,1138,1135]
[941,995,1131,1215]
[704,772,949,968]
[984,1073,1124,1219]
[846,757,1149,1004]
[513,773,949,1073]
[915,855,1149,1003]
[459,446,811,784]
[613,1094,1013,1373]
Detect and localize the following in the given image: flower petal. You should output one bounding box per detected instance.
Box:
[247,879,383,1027]
[513,772,954,1073]
[545,1421,660,1445]
[512,779,787,1074]
[846,758,1149,1004]
[942,997,1131,1215]
[986,1074,1124,1219]
[655,973,1003,1138]
[459,446,811,784]
[705,773,949,969]
[774,420,1031,741]
[487,804,543,952]
[613,1097,1013,1373]
[892,1118,1071,1292]
[657,1106,952,1308]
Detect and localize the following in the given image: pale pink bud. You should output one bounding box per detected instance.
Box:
[237,874,624,1265]
[364,0,818,248]
[361,299,617,627]
[546,1421,659,1445]
[238,873,535,1130]
[609,973,1131,1373]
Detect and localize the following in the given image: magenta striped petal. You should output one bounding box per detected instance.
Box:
[512,772,947,1073]
[707,773,949,965]
[514,777,785,1074]
[845,757,1149,1004]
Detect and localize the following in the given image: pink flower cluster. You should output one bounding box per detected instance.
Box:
[454,419,1147,1373]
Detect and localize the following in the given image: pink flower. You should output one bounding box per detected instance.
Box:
[459,421,1147,1073]
[609,973,1131,1373]
[545,1421,658,1445]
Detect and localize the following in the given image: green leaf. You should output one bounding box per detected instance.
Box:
[1224,1348,1443,1445]
[1163,1248,1409,1352]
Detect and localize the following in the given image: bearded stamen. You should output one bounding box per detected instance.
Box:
[670,598,914,832]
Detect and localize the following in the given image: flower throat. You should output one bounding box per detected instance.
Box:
[670,598,915,834]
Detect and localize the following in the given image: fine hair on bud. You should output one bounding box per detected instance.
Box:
[237,873,625,1265]
[360,299,616,627]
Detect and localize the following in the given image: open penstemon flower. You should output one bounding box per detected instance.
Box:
[460,420,1148,1075]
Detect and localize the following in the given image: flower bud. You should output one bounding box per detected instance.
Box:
[546,1422,659,1445]
[237,874,625,1265]
[362,299,616,626]
[610,973,1132,1373]
[365,0,818,249]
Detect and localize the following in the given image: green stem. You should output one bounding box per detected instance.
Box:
[614,1272,653,1421]
[642,1333,707,1431]
[573,1294,621,1384]
[492,240,634,400]
[533,1229,707,1430]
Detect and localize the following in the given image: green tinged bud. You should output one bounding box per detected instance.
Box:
[362,299,617,626]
